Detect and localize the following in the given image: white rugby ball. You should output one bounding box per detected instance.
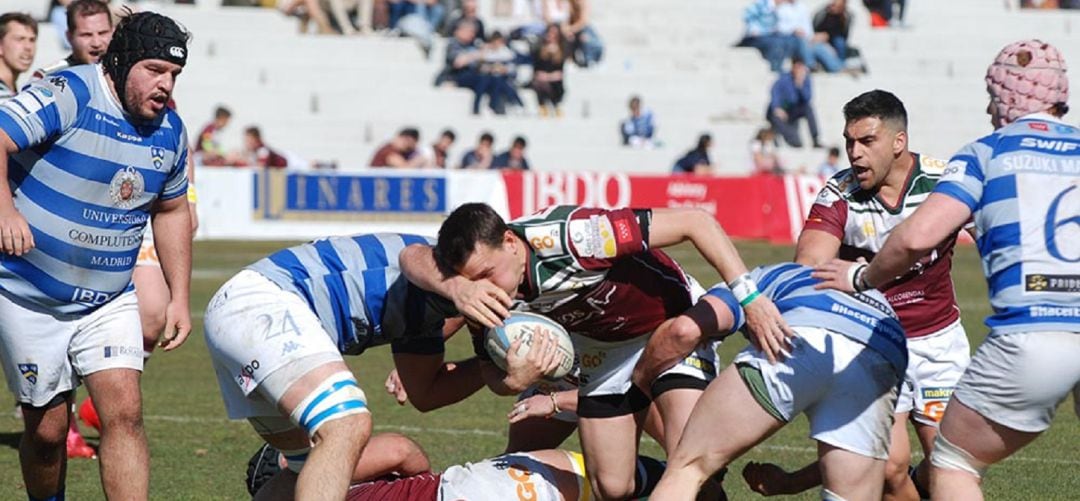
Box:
[485,311,575,381]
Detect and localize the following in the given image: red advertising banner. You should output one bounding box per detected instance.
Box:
[501,172,829,244]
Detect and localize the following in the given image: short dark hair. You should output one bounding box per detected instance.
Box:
[512,136,527,148]
[843,90,908,131]
[479,132,494,144]
[400,127,420,140]
[0,13,38,38]
[67,0,112,32]
[441,129,456,141]
[696,133,712,150]
[245,126,262,139]
[828,146,840,157]
[434,203,509,277]
[214,106,232,119]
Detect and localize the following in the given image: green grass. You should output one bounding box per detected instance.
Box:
[0,240,1076,499]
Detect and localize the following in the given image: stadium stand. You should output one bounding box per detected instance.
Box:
[22,0,1080,174]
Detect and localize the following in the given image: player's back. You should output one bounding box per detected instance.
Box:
[247,233,449,354]
[749,263,908,375]
[0,64,188,315]
[935,114,1080,335]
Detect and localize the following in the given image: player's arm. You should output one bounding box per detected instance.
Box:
[399,244,512,327]
[152,193,193,351]
[793,229,841,266]
[794,183,846,265]
[392,352,484,412]
[646,208,794,364]
[0,131,31,255]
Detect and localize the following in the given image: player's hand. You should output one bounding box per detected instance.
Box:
[503,331,562,392]
[811,257,867,293]
[743,296,795,364]
[507,393,557,423]
[385,369,408,405]
[158,300,192,351]
[448,278,511,328]
[0,206,34,256]
[742,462,797,497]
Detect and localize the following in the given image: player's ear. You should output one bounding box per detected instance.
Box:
[893,129,907,157]
[503,229,516,250]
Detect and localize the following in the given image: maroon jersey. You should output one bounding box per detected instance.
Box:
[802,154,961,338]
[347,473,440,501]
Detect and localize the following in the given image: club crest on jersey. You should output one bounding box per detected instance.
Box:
[18,364,37,385]
[150,147,166,170]
[109,166,145,208]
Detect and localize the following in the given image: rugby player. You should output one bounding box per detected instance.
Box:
[0,11,192,500]
[744,90,971,500]
[650,263,908,500]
[400,203,792,500]
[203,233,562,500]
[815,39,1079,500]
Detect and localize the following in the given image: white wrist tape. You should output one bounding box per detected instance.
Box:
[729,273,759,304]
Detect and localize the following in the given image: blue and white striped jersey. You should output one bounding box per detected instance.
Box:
[710,263,907,375]
[0,64,188,315]
[934,113,1080,336]
[247,233,455,356]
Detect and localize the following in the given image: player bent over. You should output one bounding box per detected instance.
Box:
[650,263,907,500]
[204,234,502,500]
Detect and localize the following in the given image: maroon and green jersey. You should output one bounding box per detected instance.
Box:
[507,205,697,343]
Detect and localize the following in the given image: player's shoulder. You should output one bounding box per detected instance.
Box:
[812,169,858,208]
[915,153,948,176]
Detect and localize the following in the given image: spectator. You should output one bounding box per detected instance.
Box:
[196,106,233,166]
[737,0,795,72]
[863,0,905,27]
[480,31,524,112]
[243,127,289,168]
[767,58,822,148]
[673,134,713,175]
[459,131,495,169]
[34,0,111,79]
[620,95,657,147]
[444,0,486,40]
[492,136,531,170]
[531,24,567,117]
[0,13,37,101]
[280,0,370,35]
[443,20,505,115]
[564,0,603,67]
[751,127,784,174]
[419,128,456,168]
[817,146,842,177]
[813,0,852,61]
[370,127,425,167]
[389,0,445,31]
[776,0,843,73]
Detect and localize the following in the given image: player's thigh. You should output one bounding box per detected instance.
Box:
[507,416,578,453]
[652,387,702,453]
[0,292,78,406]
[818,441,886,501]
[885,411,912,469]
[577,411,644,495]
[70,291,144,387]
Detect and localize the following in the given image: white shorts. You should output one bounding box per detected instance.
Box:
[895,320,970,425]
[953,331,1080,433]
[518,340,722,423]
[0,290,143,407]
[734,326,901,460]
[574,335,720,398]
[439,451,581,501]
[204,270,344,420]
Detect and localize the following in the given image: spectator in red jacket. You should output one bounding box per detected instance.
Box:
[243,127,289,168]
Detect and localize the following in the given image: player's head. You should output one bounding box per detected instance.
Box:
[435,203,524,295]
[0,13,38,76]
[985,39,1068,129]
[66,0,113,64]
[842,89,909,191]
[102,11,189,121]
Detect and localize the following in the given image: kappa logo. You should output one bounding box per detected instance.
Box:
[47,75,67,93]
[281,341,303,355]
[169,46,185,59]
[18,364,37,385]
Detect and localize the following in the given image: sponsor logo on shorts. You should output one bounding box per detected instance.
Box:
[103,345,141,358]
[235,359,261,391]
[921,387,953,400]
[506,463,537,501]
[680,354,716,375]
[18,363,37,385]
[923,401,946,422]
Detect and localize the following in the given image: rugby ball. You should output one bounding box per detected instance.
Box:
[485,312,575,381]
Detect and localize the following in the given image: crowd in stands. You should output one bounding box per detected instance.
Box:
[366,127,531,170]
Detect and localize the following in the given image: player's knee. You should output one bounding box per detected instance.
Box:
[590,472,636,501]
[666,315,703,346]
[100,405,145,438]
[383,433,430,475]
[24,417,68,453]
[883,456,910,487]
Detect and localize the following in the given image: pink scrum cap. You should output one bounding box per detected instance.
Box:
[985,39,1069,125]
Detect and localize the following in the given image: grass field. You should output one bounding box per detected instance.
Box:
[0,240,1076,499]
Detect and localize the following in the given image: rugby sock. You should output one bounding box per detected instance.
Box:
[631,455,666,498]
[28,489,64,501]
[909,465,931,500]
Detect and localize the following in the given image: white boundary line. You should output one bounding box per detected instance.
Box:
[128,415,1080,466]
